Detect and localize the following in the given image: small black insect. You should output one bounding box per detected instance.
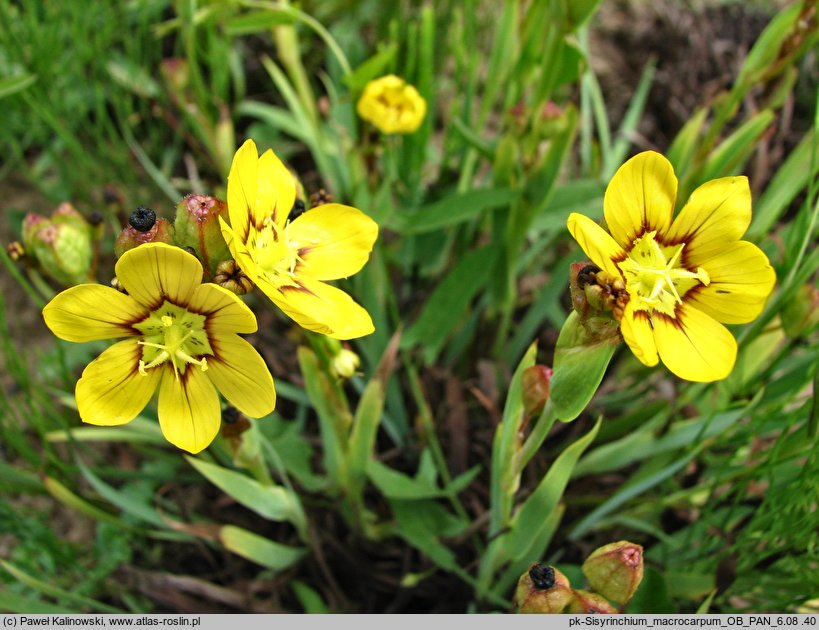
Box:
[290,199,306,221]
[129,206,156,232]
[529,563,555,590]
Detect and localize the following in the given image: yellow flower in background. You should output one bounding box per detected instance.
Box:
[356,75,426,134]
[220,139,378,340]
[567,151,776,382]
[42,243,276,453]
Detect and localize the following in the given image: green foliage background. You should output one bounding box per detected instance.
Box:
[0,0,817,614]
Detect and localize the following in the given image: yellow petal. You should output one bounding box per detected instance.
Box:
[258,275,374,340]
[652,304,737,382]
[116,243,203,310]
[157,367,221,454]
[604,151,676,248]
[567,213,626,278]
[620,302,659,367]
[666,176,751,263]
[207,335,276,418]
[76,339,161,426]
[288,204,378,280]
[258,148,296,227]
[43,285,145,342]
[685,241,776,324]
[227,139,260,243]
[188,283,257,334]
[219,218,259,283]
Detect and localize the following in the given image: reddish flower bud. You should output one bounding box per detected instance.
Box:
[173,194,231,275]
[114,211,175,258]
[567,589,618,614]
[582,541,644,605]
[515,564,574,614]
[523,365,553,417]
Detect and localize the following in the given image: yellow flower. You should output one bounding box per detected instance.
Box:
[356,75,427,134]
[220,139,378,340]
[567,151,776,382]
[42,242,276,453]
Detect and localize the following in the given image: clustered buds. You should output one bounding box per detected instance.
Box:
[514,541,644,614]
[22,202,93,285]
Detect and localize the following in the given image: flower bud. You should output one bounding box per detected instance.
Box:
[523,365,553,418]
[567,589,618,614]
[515,564,574,614]
[22,203,93,285]
[173,194,231,275]
[331,348,361,380]
[159,58,190,93]
[114,208,175,258]
[582,541,644,605]
[212,259,253,295]
[6,241,25,262]
[356,75,427,135]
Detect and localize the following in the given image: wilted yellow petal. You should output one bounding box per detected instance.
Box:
[76,339,161,426]
[115,243,203,310]
[257,148,296,226]
[620,302,659,367]
[666,176,751,263]
[157,367,221,454]
[207,335,276,418]
[187,283,257,335]
[257,275,374,340]
[43,284,145,342]
[686,241,776,324]
[227,139,260,243]
[288,204,378,280]
[604,151,676,248]
[652,304,737,382]
[567,213,625,278]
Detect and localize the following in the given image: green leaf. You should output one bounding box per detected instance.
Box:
[503,418,601,561]
[367,460,442,500]
[0,73,37,99]
[219,525,305,571]
[344,43,398,92]
[603,58,656,180]
[185,456,302,526]
[401,245,496,362]
[77,460,164,526]
[550,311,618,421]
[750,131,819,238]
[574,406,749,477]
[0,561,122,613]
[0,590,74,614]
[390,188,518,235]
[346,376,386,498]
[43,476,121,526]
[697,109,775,183]
[297,346,349,484]
[225,10,294,35]
[488,344,537,535]
[666,107,708,183]
[291,580,330,614]
[106,57,159,98]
